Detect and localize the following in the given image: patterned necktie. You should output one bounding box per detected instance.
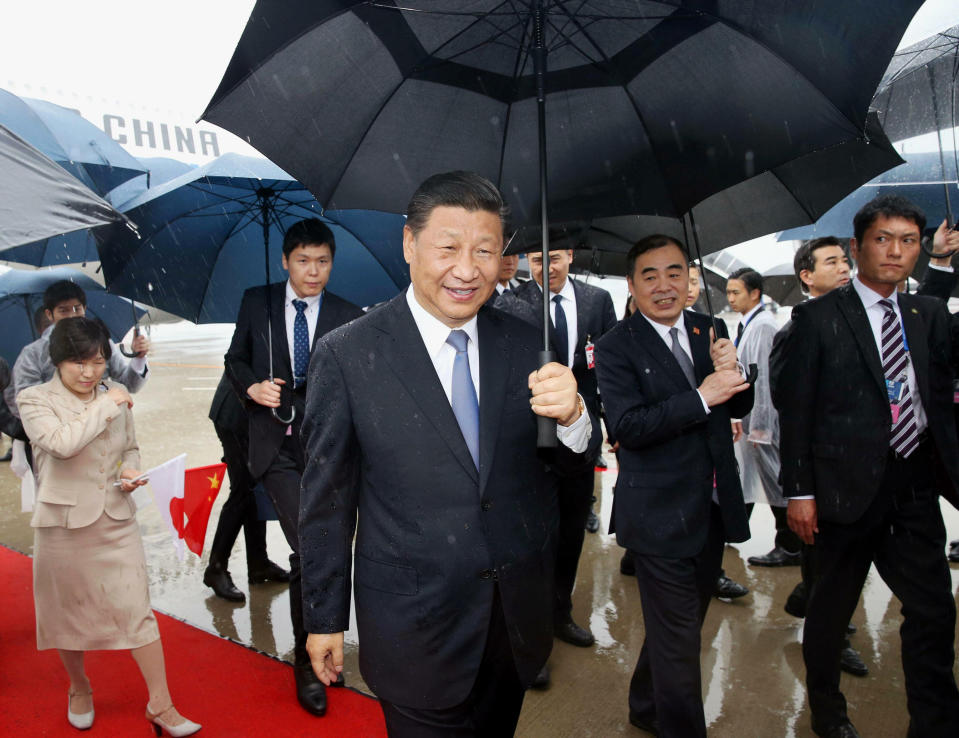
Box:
[879,299,919,457]
[669,327,697,389]
[446,330,480,469]
[552,294,569,366]
[292,299,309,389]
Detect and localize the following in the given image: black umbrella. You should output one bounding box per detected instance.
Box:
[203,0,921,442]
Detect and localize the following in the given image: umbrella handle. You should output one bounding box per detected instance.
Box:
[745,363,759,386]
[118,326,141,358]
[271,405,296,425]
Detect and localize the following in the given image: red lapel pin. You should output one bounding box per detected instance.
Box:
[692,326,700,335]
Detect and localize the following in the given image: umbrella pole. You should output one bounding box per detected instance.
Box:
[533,0,557,447]
[259,187,294,425]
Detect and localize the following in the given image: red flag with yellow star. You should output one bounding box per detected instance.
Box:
[168,462,227,556]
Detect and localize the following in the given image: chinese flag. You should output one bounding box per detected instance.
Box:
[168,462,227,556]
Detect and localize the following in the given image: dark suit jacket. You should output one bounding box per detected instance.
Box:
[224,283,363,478]
[499,278,616,418]
[595,310,753,558]
[298,295,599,709]
[917,265,958,301]
[771,283,959,523]
[208,372,246,436]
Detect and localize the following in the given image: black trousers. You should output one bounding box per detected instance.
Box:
[553,467,595,619]
[208,423,268,569]
[804,440,959,737]
[629,503,726,738]
[379,587,526,737]
[770,504,802,553]
[259,432,308,663]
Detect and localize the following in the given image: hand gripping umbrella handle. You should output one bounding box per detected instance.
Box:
[118,326,141,358]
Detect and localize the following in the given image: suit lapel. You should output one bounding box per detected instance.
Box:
[628,312,692,393]
[478,309,508,495]
[685,313,711,383]
[899,294,930,408]
[311,292,336,352]
[270,283,292,377]
[573,279,589,351]
[378,297,480,484]
[836,284,887,399]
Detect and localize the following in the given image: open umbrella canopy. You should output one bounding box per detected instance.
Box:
[0,267,146,367]
[873,23,959,143]
[0,124,126,253]
[202,0,921,227]
[0,89,146,197]
[96,153,408,323]
[778,150,958,241]
[506,112,903,258]
[1,156,193,267]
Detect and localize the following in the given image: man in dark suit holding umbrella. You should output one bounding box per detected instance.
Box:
[595,234,753,738]
[299,171,598,736]
[225,218,363,716]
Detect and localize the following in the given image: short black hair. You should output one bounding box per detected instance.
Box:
[794,237,843,294]
[728,267,763,296]
[406,171,509,236]
[42,280,87,313]
[48,317,112,365]
[625,235,690,280]
[34,305,52,334]
[853,194,926,245]
[282,218,336,259]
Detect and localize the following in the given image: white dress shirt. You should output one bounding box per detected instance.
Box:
[852,277,927,433]
[640,311,711,415]
[534,277,578,367]
[284,281,323,373]
[406,287,590,452]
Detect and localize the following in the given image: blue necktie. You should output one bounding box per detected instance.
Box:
[446,330,480,469]
[552,294,569,366]
[292,299,309,388]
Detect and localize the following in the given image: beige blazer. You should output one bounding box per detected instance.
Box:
[18,373,140,529]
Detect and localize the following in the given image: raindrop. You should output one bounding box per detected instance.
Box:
[490,115,501,126]
[744,150,755,178]
[147,283,154,292]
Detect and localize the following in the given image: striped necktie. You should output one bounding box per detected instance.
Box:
[879,299,919,457]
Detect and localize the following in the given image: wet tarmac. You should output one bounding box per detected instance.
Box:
[1,320,957,737]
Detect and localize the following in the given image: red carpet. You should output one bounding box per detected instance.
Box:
[0,544,386,737]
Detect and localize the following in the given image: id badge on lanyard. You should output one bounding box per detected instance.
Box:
[886,377,906,423]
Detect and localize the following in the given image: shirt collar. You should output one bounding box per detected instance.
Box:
[740,302,764,324]
[406,286,479,359]
[534,275,575,302]
[853,275,898,312]
[640,310,686,342]
[285,280,323,308]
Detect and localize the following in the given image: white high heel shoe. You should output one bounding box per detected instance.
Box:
[145,704,201,737]
[67,689,94,730]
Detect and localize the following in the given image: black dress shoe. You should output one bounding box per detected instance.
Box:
[949,545,959,563]
[0,448,11,462]
[248,559,291,584]
[595,455,608,469]
[784,582,807,618]
[203,566,245,602]
[554,619,595,647]
[813,719,860,737]
[747,546,801,567]
[294,663,328,716]
[620,551,636,576]
[714,575,749,599]
[585,509,600,533]
[531,664,550,690]
[839,645,868,677]
[628,710,659,735]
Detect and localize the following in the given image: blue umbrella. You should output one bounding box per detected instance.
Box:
[97,153,408,323]
[0,267,146,367]
[778,151,958,241]
[0,124,127,253]
[0,157,194,267]
[0,89,146,197]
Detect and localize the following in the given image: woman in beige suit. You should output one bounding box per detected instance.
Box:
[18,318,200,736]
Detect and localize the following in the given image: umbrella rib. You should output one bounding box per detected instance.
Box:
[549,2,683,215]
[495,3,534,190]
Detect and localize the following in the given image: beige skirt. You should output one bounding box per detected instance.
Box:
[33,512,160,651]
